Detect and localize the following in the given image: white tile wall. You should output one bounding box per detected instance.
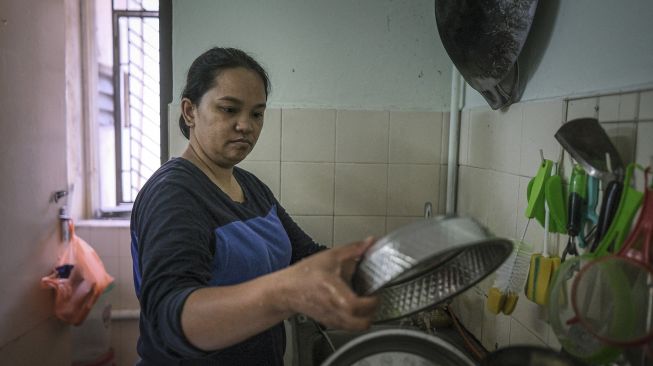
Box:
[598,94,621,122]
[389,111,442,164]
[75,222,138,365]
[456,166,490,226]
[601,121,637,165]
[333,216,386,246]
[509,317,547,347]
[458,110,471,166]
[485,171,520,239]
[636,121,653,169]
[640,91,653,121]
[566,97,598,121]
[519,99,565,177]
[281,109,335,162]
[291,215,334,248]
[387,164,439,216]
[386,216,422,234]
[238,160,281,198]
[597,92,638,123]
[280,162,335,215]
[467,108,497,170]
[440,112,450,165]
[452,88,653,354]
[334,163,387,215]
[336,110,389,163]
[481,308,511,351]
[619,93,638,122]
[490,106,524,175]
[439,164,449,214]
[247,108,281,161]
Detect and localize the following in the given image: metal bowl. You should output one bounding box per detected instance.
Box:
[353,215,512,322]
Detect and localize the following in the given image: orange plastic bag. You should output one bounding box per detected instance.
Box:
[41,222,114,325]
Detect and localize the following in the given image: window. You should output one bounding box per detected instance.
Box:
[113,2,160,204]
[92,0,161,217]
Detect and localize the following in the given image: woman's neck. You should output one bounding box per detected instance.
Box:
[182,143,235,189]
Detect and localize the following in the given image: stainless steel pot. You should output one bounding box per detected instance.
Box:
[353,215,512,322]
[320,328,476,366]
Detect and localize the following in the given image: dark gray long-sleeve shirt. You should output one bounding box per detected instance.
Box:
[130,158,325,365]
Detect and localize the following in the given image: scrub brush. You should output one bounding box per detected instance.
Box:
[487,221,533,315]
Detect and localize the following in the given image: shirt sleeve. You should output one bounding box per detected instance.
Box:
[274,201,328,263]
[132,179,216,359]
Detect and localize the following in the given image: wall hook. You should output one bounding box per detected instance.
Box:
[51,190,68,203]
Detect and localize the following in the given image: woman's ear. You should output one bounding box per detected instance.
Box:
[181,98,196,128]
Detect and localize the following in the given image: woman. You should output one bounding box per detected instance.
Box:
[130,47,378,365]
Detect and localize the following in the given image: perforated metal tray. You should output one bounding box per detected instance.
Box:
[353,215,512,322]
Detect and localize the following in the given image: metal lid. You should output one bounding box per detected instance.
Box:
[353,216,512,322]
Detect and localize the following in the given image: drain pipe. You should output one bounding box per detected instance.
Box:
[111,309,140,321]
[445,67,462,215]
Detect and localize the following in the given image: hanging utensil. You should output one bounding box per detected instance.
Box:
[554,118,625,251]
[525,159,556,305]
[547,163,644,364]
[578,176,599,249]
[433,0,539,109]
[570,167,653,349]
[562,165,586,261]
[554,118,624,182]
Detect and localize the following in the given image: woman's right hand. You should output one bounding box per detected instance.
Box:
[282,237,379,331]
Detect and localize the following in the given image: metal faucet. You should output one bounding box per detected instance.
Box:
[424,201,433,219]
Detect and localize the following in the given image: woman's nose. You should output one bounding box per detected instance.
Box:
[234,116,253,133]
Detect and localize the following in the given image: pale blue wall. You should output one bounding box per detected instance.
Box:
[172,0,452,112]
[464,0,653,108]
[172,0,653,111]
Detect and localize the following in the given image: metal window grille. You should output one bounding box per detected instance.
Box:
[112,1,159,204]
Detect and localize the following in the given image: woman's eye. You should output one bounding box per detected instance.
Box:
[253,111,264,119]
[219,106,237,114]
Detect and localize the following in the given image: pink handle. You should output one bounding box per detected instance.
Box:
[617,167,653,265]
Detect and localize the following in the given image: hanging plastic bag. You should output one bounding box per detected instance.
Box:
[41,221,114,325]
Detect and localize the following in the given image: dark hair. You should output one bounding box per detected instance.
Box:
[178,47,271,139]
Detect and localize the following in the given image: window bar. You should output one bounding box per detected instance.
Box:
[113,9,158,204]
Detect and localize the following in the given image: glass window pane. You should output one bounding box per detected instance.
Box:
[116,15,160,203]
[113,0,158,12]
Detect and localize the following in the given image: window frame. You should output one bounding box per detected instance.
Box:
[85,0,171,219]
[111,8,160,205]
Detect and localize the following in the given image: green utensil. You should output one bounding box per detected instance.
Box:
[526,159,553,221]
[545,164,567,234]
[562,165,587,260]
[592,163,644,255]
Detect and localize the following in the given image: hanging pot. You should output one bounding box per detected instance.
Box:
[434,0,539,109]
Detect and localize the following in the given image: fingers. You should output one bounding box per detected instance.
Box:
[325,279,379,331]
[334,236,377,262]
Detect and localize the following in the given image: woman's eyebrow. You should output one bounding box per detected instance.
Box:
[217,96,266,109]
[217,96,243,105]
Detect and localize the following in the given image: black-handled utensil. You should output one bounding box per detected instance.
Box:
[590,180,623,252]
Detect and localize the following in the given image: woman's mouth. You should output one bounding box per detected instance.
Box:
[230,138,252,147]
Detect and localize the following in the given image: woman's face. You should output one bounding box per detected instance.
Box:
[184,67,267,168]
